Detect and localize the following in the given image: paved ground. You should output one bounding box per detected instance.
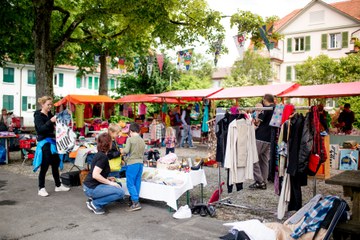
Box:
[0,168,228,240]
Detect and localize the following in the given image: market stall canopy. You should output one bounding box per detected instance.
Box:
[54,94,116,106]
[154,87,223,101]
[278,81,360,98]
[207,83,299,100]
[116,94,184,104]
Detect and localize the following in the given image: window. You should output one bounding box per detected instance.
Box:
[22,96,36,111]
[294,37,305,52]
[3,67,14,83]
[286,66,292,81]
[59,73,64,87]
[81,76,87,88]
[76,76,87,88]
[94,77,99,90]
[3,95,14,111]
[322,32,348,50]
[329,33,341,49]
[108,78,115,90]
[27,70,36,84]
[53,74,58,86]
[88,76,93,89]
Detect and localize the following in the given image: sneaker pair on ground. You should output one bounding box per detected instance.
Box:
[127,201,142,212]
[248,181,267,190]
[173,205,192,219]
[38,184,70,197]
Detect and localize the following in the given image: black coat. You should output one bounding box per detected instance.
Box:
[298,112,313,173]
[216,114,230,164]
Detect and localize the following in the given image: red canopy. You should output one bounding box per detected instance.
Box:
[278,81,360,98]
[154,88,223,101]
[208,83,298,99]
[54,94,116,106]
[116,94,183,104]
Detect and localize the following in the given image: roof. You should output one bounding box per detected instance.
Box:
[154,88,224,101]
[278,81,360,98]
[54,94,116,106]
[212,67,232,80]
[208,83,299,99]
[275,0,360,31]
[116,94,184,104]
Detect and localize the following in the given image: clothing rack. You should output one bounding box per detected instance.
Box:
[213,105,316,212]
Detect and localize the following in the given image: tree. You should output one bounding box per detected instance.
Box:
[222,50,272,88]
[295,53,360,129]
[230,11,281,50]
[1,0,224,102]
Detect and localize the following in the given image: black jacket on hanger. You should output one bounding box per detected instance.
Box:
[216,113,230,164]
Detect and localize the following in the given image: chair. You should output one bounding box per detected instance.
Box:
[19,139,36,165]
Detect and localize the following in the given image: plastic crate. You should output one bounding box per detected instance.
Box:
[19,139,36,149]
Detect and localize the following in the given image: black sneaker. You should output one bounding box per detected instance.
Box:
[87,201,105,215]
[127,202,142,212]
[249,181,267,190]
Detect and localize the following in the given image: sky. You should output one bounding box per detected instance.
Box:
[169,0,342,68]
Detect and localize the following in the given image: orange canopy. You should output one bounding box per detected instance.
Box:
[116,94,184,104]
[54,94,116,106]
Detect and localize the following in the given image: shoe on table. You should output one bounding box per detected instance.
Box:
[38,188,49,197]
[127,202,142,212]
[173,205,192,219]
[248,181,267,190]
[87,201,105,215]
[55,184,70,192]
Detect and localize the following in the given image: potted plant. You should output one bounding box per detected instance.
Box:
[354,39,360,52]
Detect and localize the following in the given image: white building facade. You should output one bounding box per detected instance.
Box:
[274,0,360,83]
[0,63,120,126]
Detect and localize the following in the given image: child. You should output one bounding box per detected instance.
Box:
[165,127,176,155]
[107,123,123,177]
[149,119,162,148]
[120,123,146,211]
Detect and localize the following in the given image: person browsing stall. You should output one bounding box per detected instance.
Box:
[107,123,124,177]
[165,127,176,154]
[180,104,196,148]
[249,94,275,190]
[83,133,125,215]
[337,103,355,134]
[120,123,146,211]
[33,96,70,197]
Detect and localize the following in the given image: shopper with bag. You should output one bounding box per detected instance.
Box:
[33,96,70,197]
[83,133,125,215]
[107,123,123,177]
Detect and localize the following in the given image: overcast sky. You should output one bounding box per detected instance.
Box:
[174,0,342,68]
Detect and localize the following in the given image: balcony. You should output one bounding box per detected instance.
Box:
[269,48,283,61]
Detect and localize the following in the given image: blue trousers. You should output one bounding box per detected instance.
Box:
[83,184,125,209]
[126,163,143,203]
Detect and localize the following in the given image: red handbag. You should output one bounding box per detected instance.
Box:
[308,153,320,176]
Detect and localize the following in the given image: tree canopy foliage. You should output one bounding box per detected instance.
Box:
[1,0,225,101]
[295,53,360,129]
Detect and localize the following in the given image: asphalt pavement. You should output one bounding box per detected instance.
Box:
[0,168,228,240]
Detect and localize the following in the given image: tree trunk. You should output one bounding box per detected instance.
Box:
[99,54,108,96]
[33,0,55,106]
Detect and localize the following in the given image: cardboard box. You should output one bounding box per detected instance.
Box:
[339,149,359,170]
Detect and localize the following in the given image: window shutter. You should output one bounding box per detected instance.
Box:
[76,77,81,88]
[22,96,27,111]
[287,38,292,52]
[286,66,292,81]
[88,77,93,89]
[94,77,99,90]
[305,36,311,51]
[342,32,348,48]
[109,79,115,89]
[59,73,64,87]
[321,34,327,49]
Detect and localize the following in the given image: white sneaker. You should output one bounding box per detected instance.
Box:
[173,205,192,219]
[55,184,70,192]
[38,188,49,197]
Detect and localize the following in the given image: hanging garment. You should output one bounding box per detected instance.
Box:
[277,171,291,220]
[224,118,259,185]
[269,104,285,127]
[216,113,231,164]
[75,104,85,128]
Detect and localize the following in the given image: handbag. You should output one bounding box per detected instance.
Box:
[308,153,321,176]
[60,165,81,186]
[109,156,122,172]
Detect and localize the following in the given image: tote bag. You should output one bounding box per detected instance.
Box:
[56,118,77,154]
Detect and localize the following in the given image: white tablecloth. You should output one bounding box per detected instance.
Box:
[120,167,207,210]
